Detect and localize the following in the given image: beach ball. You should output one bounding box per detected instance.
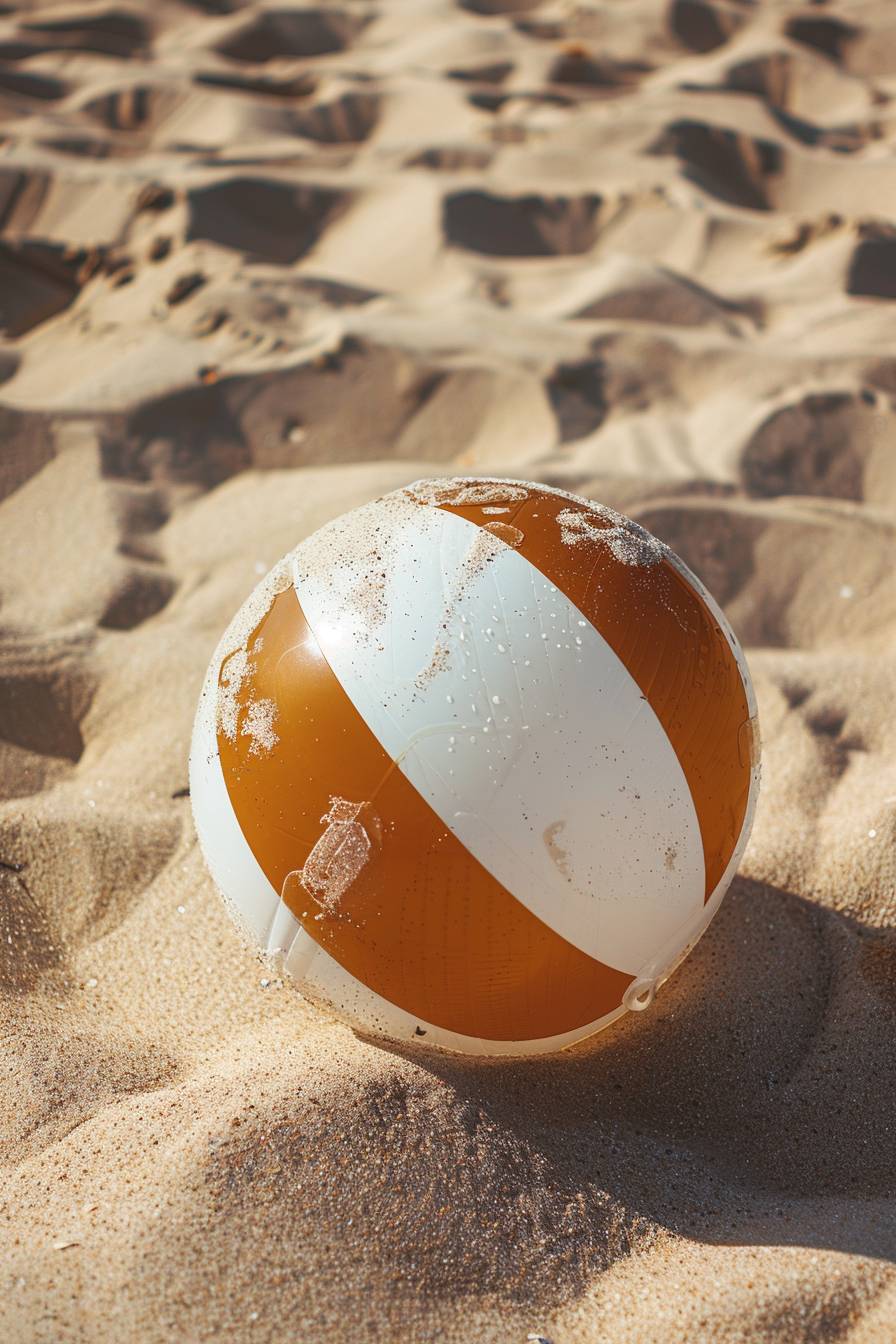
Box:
[190,477,760,1056]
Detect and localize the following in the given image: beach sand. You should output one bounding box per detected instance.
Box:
[1,0,896,1339]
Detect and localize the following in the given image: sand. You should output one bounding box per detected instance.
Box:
[1,0,896,1339]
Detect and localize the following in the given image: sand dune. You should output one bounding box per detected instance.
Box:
[1,0,895,1340]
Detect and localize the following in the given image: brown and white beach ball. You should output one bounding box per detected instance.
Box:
[190,477,760,1056]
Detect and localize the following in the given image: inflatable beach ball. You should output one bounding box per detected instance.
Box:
[190,477,760,1056]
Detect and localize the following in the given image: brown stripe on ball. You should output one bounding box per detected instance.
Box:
[216,585,634,1041]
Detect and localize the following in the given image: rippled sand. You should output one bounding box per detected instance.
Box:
[1,1,895,1339]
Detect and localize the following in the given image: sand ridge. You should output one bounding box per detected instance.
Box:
[1,0,896,1339]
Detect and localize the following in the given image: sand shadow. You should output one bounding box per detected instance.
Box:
[372,877,896,1268]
